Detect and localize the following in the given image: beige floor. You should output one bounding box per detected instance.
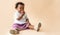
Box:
[0,0,60,35]
[7,30,60,35]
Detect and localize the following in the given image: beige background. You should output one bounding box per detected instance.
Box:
[0,0,60,35]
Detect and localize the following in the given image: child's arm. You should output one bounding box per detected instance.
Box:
[26,18,30,24]
[25,14,30,23]
[17,12,25,20]
[26,19,29,22]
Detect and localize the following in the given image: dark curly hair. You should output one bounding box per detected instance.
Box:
[15,2,24,8]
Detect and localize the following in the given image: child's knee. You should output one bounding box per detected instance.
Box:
[10,29,19,34]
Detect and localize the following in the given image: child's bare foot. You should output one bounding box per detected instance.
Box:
[37,23,41,32]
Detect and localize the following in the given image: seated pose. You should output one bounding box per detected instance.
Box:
[10,2,41,35]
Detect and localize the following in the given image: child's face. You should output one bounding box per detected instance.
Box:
[16,4,24,12]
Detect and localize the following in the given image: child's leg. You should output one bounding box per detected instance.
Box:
[28,25,35,30]
[10,23,20,35]
[28,23,41,32]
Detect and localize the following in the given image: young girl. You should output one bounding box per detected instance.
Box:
[10,2,41,35]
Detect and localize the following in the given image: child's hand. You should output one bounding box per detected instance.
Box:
[21,10,25,16]
[17,10,25,20]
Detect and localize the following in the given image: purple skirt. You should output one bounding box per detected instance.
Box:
[12,23,31,30]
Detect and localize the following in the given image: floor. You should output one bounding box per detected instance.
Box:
[7,30,60,35]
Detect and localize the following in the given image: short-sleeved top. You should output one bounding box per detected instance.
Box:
[13,10,28,24]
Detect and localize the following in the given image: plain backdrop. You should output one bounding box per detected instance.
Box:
[0,0,60,35]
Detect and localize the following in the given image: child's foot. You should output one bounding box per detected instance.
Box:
[37,23,41,32]
[10,29,19,34]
